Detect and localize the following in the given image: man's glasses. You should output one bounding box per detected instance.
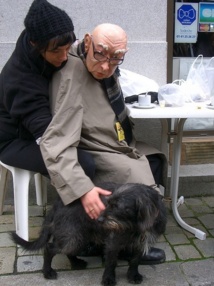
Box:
[91,39,124,65]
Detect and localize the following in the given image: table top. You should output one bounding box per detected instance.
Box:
[127,101,214,119]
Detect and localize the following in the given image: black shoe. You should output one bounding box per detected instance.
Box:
[118,247,166,265]
[139,247,166,265]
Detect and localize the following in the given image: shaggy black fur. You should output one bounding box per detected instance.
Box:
[11,183,167,286]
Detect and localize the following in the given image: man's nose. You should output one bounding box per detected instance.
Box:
[100,61,110,70]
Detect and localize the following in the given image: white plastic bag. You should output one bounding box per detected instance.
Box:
[205,57,214,97]
[119,68,159,97]
[181,55,210,102]
[158,83,185,107]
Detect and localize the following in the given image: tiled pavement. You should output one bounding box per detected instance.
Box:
[0,195,214,286]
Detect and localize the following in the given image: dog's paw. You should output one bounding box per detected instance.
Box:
[101,276,117,286]
[43,268,57,280]
[127,272,143,284]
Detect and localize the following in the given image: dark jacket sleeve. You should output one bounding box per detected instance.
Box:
[3,70,51,140]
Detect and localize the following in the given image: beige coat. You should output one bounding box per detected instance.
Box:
[40,47,167,205]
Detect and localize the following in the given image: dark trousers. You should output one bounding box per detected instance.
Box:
[146,154,163,186]
[0,139,162,186]
[0,139,95,179]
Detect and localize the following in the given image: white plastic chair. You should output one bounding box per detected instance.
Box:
[0,161,47,241]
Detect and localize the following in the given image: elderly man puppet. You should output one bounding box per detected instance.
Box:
[40,23,167,264]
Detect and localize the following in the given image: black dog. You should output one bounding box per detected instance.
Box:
[11,183,167,286]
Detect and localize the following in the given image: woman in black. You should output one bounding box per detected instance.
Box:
[0,0,95,178]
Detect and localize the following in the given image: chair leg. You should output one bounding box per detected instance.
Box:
[0,166,9,215]
[0,161,47,240]
[42,176,48,205]
[34,173,47,206]
[12,169,31,241]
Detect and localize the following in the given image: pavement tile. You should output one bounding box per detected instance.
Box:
[209,229,214,236]
[1,205,14,214]
[194,237,214,258]
[185,198,204,206]
[183,229,195,239]
[0,214,14,224]
[181,258,214,286]
[0,223,15,233]
[0,247,16,274]
[174,245,202,260]
[29,226,42,239]
[178,203,189,213]
[165,233,189,245]
[0,263,190,286]
[184,217,203,226]
[157,233,166,243]
[164,225,185,235]
[179,208,195,218]
[28,216,44,227]
[198,214,214,229]
[17,255,43,272]
[0,233,15,247]
[190,205,213,214]
[165,215,178,227]
[29,206,44,217]
[138,263,190,286]
[202,196,214,207]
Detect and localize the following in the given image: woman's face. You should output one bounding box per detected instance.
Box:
[41,41,71,67]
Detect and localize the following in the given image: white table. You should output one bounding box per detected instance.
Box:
[127,101,214,240]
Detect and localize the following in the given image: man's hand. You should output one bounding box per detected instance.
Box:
[80,187,112,219]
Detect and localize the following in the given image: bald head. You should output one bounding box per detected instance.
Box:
[91,23,127,52]
[83,23,128,79]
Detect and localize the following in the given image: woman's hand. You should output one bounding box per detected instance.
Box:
[80,187,112,219]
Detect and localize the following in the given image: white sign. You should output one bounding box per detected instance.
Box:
[174,3,198,43]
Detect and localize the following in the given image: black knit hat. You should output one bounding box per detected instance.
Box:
[24,0,74,42]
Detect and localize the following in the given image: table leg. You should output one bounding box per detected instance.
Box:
[170,118,206,240]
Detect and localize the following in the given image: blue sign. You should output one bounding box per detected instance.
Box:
[174,3,198,43]
[177,4,196,25]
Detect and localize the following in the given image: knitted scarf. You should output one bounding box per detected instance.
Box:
[77,41,133,145]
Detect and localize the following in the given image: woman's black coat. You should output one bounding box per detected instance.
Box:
[0,30,65,143]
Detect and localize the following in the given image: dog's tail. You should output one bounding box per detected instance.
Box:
[10,206,54,252]
[10,227,50,252]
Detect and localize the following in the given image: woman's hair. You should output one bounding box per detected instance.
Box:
[33,31,76,52]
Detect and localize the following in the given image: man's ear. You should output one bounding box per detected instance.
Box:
[84,33,91,53]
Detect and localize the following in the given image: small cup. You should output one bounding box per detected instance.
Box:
[138,94,151,106]
[159,100,166,108]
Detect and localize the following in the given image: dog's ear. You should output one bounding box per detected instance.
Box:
[136,197,159,233]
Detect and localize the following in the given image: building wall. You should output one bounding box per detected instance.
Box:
[0,0,168,86]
